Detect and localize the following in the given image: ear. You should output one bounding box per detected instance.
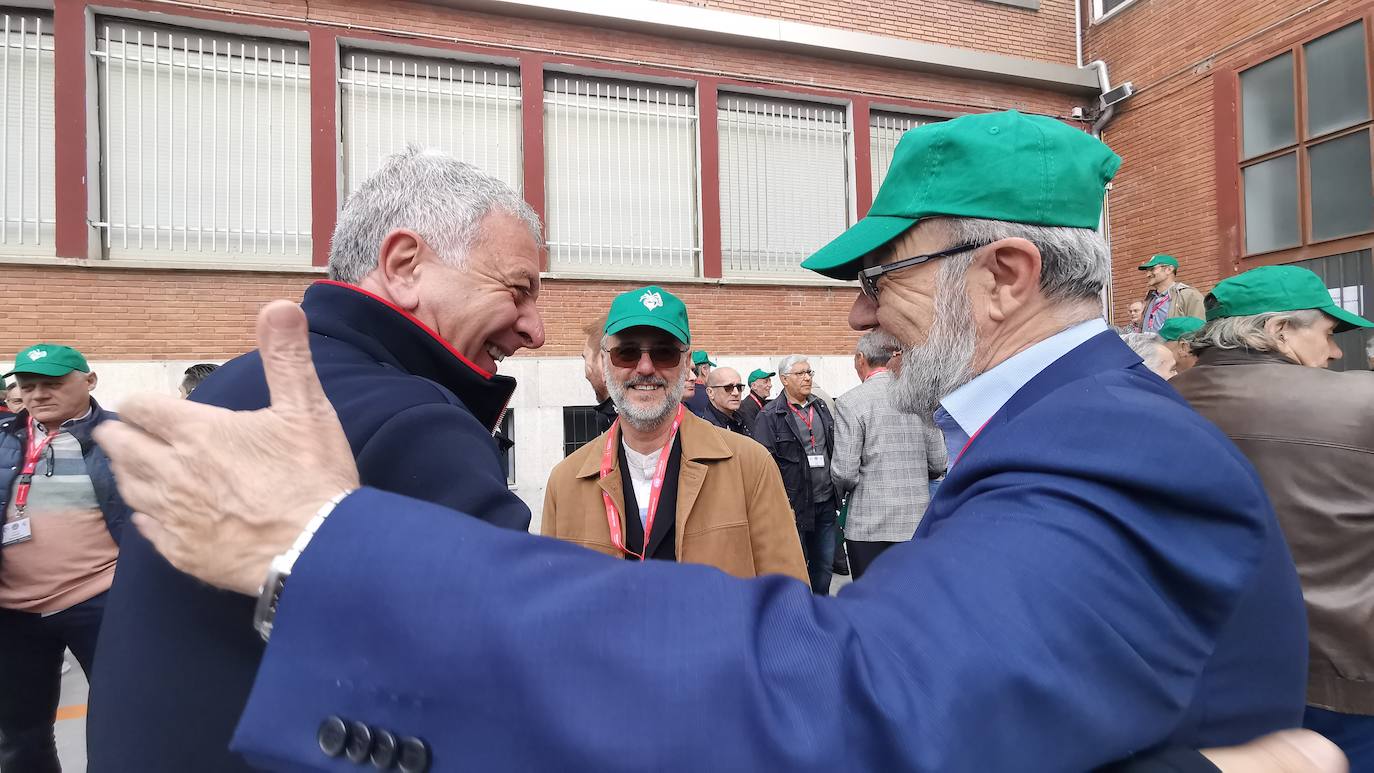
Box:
[374,229,427,312]
[85,372,99,391]
[976,238,1043,323]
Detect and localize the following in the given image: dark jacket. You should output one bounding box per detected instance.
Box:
[683,388,712,419]
[752,394,836,530]
[1173,346,1374,714]
[0,400,131,571]
[702,403,751,436]
[737,392,767,431]
[88,280,532,773]
[593,395,617,434]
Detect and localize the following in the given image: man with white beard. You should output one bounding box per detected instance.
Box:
[94,112,1323,773]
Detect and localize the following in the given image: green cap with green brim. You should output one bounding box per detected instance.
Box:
[800,110,1121,280]
[604,286,691,345]
[5,344,90,379]
[1205,265,1374,333]
[1138,254,1180,270]
[691,351,716,367]
[1158,316,1204,341]
[747,369,775,384]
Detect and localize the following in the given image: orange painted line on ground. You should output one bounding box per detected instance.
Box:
[55,704,87,721]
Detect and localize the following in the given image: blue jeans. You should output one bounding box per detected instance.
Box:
[798,500,838,595]
[1303,705,1374,772]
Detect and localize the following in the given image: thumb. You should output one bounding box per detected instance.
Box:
[257,300,329,417]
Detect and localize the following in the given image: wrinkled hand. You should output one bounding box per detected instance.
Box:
[95,301,360,596]
[1204,729,1347,773]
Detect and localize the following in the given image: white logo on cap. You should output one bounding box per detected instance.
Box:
[640,291,663,311]
[27,350,47,361]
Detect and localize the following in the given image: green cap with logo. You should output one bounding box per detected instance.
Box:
[1205,265,1374,332]
[1158,316,1204,341]
[747,368,775,384]
[800,110,1121,280]
[1138,254,1180,271]
[604,285,691,345]
[691,351,716,368]
[4,344,91,378]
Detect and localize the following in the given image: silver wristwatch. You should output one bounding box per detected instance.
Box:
[253,490,354,642]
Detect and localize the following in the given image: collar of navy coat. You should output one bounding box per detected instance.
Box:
[306,281,516,433]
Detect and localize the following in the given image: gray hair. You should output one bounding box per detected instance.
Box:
[1120,332,1170,372]
[939,217,1110,303]
[856,330,902,366]
[328,146,542,283]
[1191,309,1326,353]
[1365,336,1374,357]
[777,354,810,378]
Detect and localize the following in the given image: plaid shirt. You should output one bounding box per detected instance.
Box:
[830,371,947,542]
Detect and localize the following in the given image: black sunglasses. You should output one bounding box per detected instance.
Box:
[858,243,982,299]
[603,344,686,369]
[708,383,746,392]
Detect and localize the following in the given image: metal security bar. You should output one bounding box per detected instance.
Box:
[91,21,312,262]
[544,75,699,276]
[1292,249,1373,372]
[1,11,55,251]
[719,94,851,278]
[871,111,931,197]
[340,52,521,194]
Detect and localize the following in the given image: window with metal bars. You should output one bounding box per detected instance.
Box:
[870,111,934,198]
[719,94,851,278]
[340,51,521,195]
[544,74,700,277]
[497,409,516,486]
[1,9,54,253]
[91,19,312,262]
[1291,250,1373,372]
[562,406,603,457]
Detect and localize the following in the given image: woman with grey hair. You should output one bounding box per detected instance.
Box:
[1119,332,1177,380]
[1172,265,1374,769]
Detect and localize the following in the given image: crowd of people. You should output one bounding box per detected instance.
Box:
[0,110,1370,773]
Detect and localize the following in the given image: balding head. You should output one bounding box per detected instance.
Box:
[706,366,744,415]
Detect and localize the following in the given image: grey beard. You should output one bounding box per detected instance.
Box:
[603,359,687,431]
[891,267,978,419]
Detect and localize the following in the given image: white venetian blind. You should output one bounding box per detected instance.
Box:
[719,94,851,278]
[544,74,700,276]
[340,52,522,194]
[1,10,54,252]
[870,111,933,197]
[92,20,312,262]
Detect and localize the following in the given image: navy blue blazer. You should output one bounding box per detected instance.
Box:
[88,281,532,773]
[228,330,1307,772]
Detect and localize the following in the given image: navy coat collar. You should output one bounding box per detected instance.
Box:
[304,281,516,432]
[997,330,1146,427]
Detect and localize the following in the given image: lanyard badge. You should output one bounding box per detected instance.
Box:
[599,405,684,560]
[4,418,56,547]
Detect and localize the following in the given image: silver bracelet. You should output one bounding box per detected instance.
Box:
[253,489,355,642]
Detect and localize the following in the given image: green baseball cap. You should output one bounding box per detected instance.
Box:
[1138,254,1180,271]
[801,110,1121,280]
[1205,265,1374,332]
[748,369,775,384]
[1158,316,1204,341]
[691,351,716,368]
[5,344,91,378]
[604,285,691,345]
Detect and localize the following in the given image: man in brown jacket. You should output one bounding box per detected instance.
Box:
[542,285,807,582]
[1138,254,1207,333]
[1172,265,1374,769]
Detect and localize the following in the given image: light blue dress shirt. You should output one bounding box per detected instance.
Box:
[933,319,1110,467]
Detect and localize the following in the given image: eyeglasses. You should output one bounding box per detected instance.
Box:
[783,369,814,379]
[708,383,746,393]
[857,243,982,300]
[602,344,686,369]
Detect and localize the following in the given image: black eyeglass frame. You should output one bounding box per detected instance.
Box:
[857,243,982,300]
[707,383,747,392]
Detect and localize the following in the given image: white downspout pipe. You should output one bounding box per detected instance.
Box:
[1086,59,1117,320]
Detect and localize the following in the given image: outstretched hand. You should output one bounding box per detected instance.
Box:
[95,300,360,595]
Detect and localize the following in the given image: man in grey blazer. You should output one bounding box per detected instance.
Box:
[831,330,947,579]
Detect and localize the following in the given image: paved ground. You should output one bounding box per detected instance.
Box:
[56,653,88,773]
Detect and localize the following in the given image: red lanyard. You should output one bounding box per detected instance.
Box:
[14,418,58,516]
[600,405,684,560]
[864,367,889,382]
[749,394,764,409]
[787,401,817,448]
[1147,292,1169,321]
[952,420,990,468]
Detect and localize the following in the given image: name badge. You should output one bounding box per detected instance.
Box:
[807,454,825,469]
[2,517,33,547]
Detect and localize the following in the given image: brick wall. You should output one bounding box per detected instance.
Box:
[1086,0,1373,322]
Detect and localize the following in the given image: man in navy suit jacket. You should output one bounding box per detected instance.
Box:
[98,112,1311,772]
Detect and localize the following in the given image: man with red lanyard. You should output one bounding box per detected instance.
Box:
[0,343,129,772]
[752,354,840,594]
[542,286,805,582]
[736,368,773,432]
[1138,254,1207,333]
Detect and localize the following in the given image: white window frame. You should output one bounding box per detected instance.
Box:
[1092,0,1139,22]
[1,8,55,255]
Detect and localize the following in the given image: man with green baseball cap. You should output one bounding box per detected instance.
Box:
[1158,316,1206,374]
[1,342,129,770]
[738,368,775,431]
[1174,265,1374,767]
[1137,254,1206,333]
[684,351,717,418]
[541,285,805,583]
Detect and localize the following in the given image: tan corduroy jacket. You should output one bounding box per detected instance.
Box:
[542,411,808,583]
